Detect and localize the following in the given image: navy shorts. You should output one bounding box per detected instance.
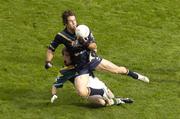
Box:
[76,57,102,75]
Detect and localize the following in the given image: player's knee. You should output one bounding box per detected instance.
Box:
[89,97,106,106]
[77,88,88,97]
[97,99,106,106]
[91,99,106,107]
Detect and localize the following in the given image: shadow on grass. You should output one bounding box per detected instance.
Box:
[71,102,129,109]
[0,86,131,110]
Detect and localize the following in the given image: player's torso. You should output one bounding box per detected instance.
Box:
[59,29,90,67]
[59,30,76,48]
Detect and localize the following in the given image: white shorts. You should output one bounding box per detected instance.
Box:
[87,77,108,91]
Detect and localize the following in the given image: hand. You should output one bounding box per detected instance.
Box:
[78,37,90,47]
[51,95,58,103]
[45,61,53,69]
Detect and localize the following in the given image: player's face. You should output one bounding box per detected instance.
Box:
[66,16,77,33]
[63,51,72,66]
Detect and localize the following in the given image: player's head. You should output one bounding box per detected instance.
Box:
[62,10,77,32]
[62,47,72,66]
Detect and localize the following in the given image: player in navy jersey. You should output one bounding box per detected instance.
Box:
[45,10,149,99]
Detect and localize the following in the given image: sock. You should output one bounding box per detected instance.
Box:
[127,70,138,79]
[112,98,124,105]
[112,98,118,105]
[89,87,104,97]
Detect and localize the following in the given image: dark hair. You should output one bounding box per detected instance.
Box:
[62,10,76,25]
[61,47,73,66]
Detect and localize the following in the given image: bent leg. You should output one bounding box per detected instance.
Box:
[106,89,115,99]
[87,94,124,106]
[88,95,106,106]
[74,74,89,97]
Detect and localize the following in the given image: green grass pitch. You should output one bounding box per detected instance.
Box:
[0,0,179,119]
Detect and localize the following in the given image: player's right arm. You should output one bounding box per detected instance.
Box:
[45,34,63,69]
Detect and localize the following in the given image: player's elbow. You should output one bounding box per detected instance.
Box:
[47,48,54,53]
[77,88,89,97]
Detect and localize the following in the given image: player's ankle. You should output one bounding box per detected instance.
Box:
[127,70,138,79]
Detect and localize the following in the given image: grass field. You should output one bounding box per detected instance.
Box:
[0,0,180,119]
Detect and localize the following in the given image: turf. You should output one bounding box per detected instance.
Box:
[0,0,179,119]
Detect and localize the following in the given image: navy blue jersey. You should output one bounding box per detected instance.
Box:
[48,27,96,70]
[48,28,95,52]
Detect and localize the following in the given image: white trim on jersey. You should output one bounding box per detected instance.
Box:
[58,32,73,43]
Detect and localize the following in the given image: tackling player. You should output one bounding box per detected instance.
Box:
[50,70,133,106]
[50,48,133,106]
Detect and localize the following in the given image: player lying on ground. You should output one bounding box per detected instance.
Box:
[50,48,133,106]
[50,67,133,106]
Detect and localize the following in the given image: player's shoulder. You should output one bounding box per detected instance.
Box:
[58,28,67,35]
[57,28,76,40]
[53,29,67,43]
[55,28,65,37]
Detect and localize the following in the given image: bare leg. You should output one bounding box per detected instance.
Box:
[106,89,115,99]
[74,74,90,97]
[96,58,149,83]
[87,89,124,106]
[87,95,106,106]
[96,59,128,74]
